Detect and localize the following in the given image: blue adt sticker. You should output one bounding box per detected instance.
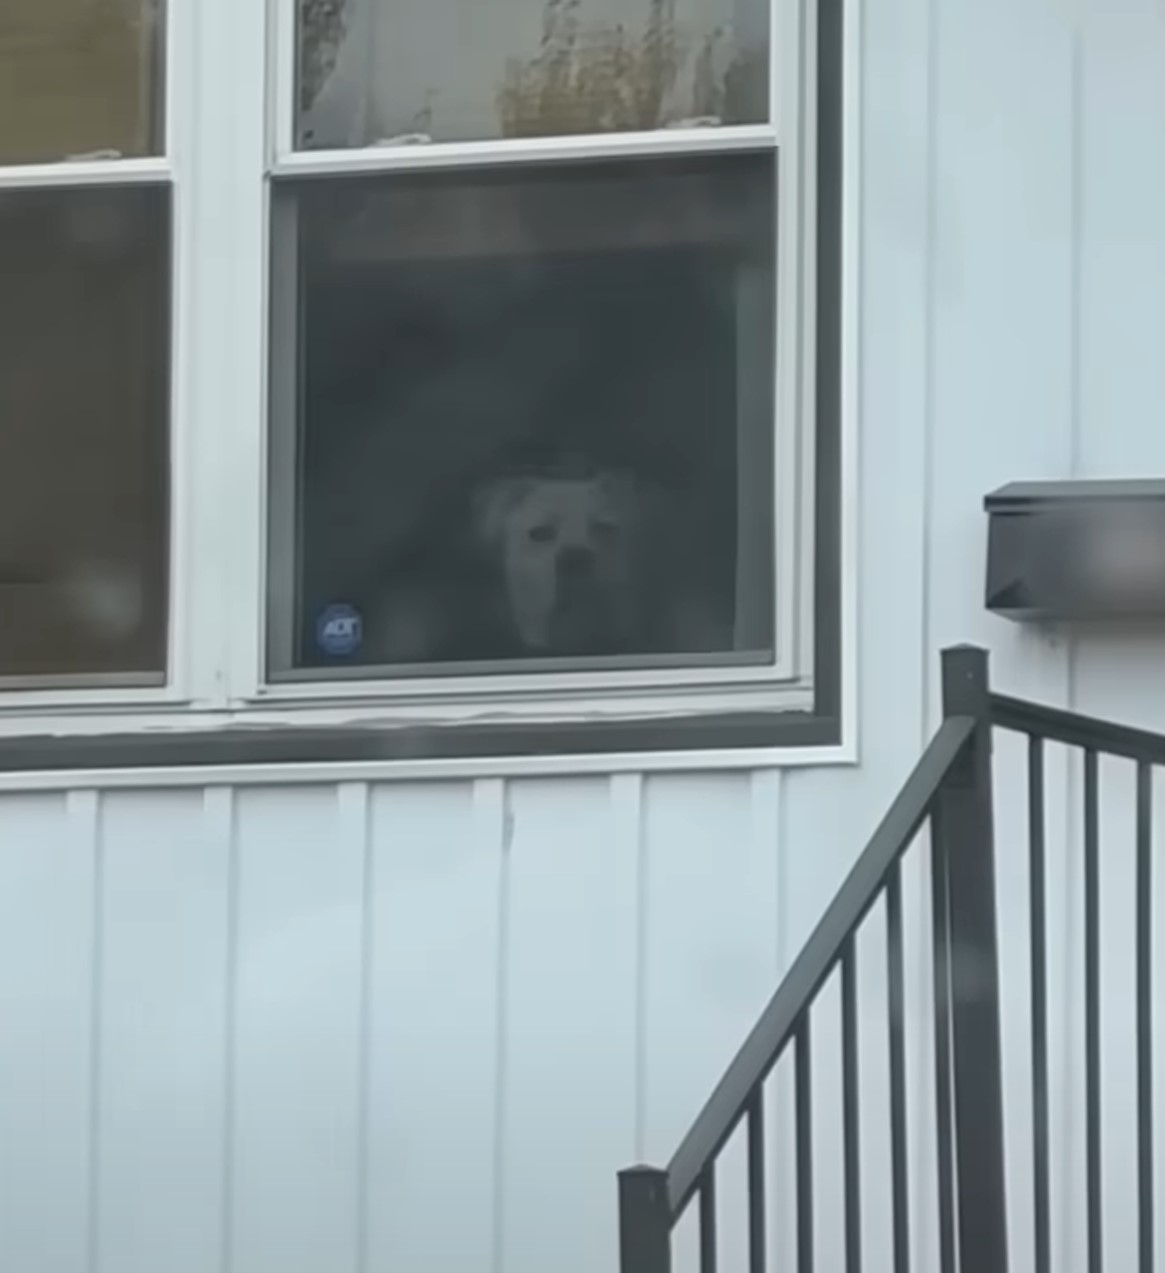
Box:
[316,603,363,657]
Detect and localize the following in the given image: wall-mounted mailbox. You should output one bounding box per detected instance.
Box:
[985,480,1165,622]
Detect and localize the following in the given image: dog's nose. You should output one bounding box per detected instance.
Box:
[557,545,595,580]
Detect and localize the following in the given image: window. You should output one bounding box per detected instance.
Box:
[0,0,847,761]
[0,2,170,691]
[268,154,778,682]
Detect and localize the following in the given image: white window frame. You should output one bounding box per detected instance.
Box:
[255,0,814,716]
[0,0,195,713]
[0,0,860,770]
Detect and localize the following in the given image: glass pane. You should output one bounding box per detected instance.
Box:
[0,0,164,165]
[297,0,769,148]
[0,185,170,684]
[268,154,775,679]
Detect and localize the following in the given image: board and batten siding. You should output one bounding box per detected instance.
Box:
[0,776,798,1273]
[3,0,1165,1272]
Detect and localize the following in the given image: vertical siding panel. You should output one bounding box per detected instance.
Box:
[763,764,844,1273]
[926,0,1075,692]
[492,778,512,1273]
[351,783,375,1273]
[1035,736,1084,1273]
[229,785,365,1273]
[362,779,501,1273]
[1087,752,1140,1273]
[781,756,921,1273]
[1075,4,1165,481]
[1071,24,1165,1268]
[790,0,938,1255]
[499,776,639,1273]
[927,1,1077,1271]
[613,773,649,1163]
[641,772,778,1273]
[855,0,932,756]
[746,769,795,1273]
[92,788,231,1273]
[0,793,96,1273]
[208,786,238,1273]
[84,792,103,1273]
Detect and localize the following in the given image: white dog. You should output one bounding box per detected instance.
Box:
[365,461,729,665]
[473,467,642,656]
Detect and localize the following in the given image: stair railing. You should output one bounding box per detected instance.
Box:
[617,645,1010,1273]
[991,688,1165,1273]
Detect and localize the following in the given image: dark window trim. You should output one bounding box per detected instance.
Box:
[0,706,836,774]
[0,0,844,774]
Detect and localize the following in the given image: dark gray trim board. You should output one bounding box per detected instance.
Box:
[0,0,846,773]
[0,708,838,775]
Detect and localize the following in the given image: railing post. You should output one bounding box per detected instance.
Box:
[938,645,1010,1271]
[618,1166,673,1273]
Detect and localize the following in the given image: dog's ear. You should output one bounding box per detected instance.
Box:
[472,476,534,554]
[600,470,662,531]
[596,469,637,508]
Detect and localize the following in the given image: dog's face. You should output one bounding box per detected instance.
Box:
[474,470,641,654]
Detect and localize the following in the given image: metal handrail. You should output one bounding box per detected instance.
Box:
[618,645,1011,1273]
[992,689,1159,1273]
[992,691,1165,764]
[664,714,975,1217]
[621,647,1165,1273]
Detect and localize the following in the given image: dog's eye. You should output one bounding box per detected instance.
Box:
[528,524,556,544]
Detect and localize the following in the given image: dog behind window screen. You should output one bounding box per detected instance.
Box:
[357,450,728,665]
[472,457,643,657]
[299,243,744,669]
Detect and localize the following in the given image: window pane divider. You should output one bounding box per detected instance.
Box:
[267,123,779,182]
[0,157,171,192]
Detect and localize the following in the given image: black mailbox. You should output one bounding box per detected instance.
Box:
[985,480,1165,622]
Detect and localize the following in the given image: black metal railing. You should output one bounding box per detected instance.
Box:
[619,644,1165,1273]
[992,690,1159,1273]
[618,645,1010,1273]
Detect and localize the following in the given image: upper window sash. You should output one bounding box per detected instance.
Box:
[0,0,184,183]
[269,0,791,172]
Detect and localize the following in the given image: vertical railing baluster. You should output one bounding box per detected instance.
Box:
[795,1016,814,1273]
[1136,761,1154,1273]
[618,1166,673,1273]
[841,937,862,1273]
[699,1165,717,1273]
[746,1090,766,1273]
[938,647,1009,1273]
[1029,734,1050,1273]
[886,861,910,1273]
[929,810,955,1273]
[1084,747,1102,1273]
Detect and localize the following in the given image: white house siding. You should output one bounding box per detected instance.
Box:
[0,776,788,1273]
[2,1,1165,1272]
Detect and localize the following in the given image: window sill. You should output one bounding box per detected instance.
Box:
[0,691,850,788]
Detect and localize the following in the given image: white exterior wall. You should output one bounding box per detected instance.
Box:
[3,1,1165,1272]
